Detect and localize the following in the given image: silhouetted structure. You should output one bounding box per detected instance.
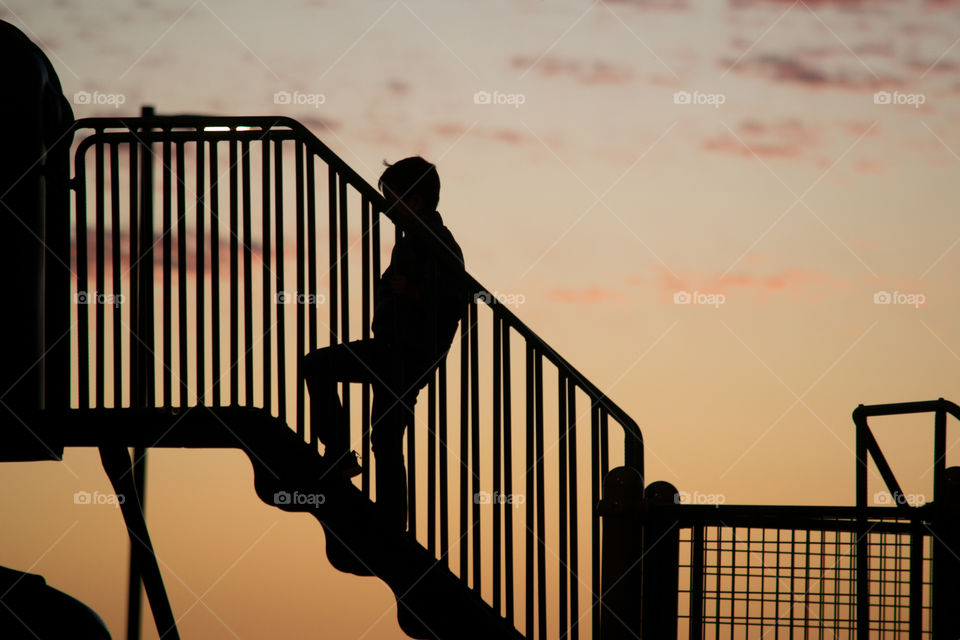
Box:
[0,20,73,455]
[2,22,957,640]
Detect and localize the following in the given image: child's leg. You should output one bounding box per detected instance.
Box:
[304,339,384,455]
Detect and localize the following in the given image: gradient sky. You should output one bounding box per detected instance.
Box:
[2,0,960,638]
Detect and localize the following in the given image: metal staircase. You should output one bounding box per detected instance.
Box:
[10,113,643,639]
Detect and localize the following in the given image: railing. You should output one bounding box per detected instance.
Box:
[52,114,644,640]
[613,400,960,640]
[673,505,933,639]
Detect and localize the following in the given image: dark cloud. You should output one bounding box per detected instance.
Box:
[722,54,894,89]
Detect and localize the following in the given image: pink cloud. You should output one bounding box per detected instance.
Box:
[548,286,626,304]
[653,266,850,304]
[510,56,634,85]
[432,123,535,147]
[602,0,690,9]
[703,119,819,160]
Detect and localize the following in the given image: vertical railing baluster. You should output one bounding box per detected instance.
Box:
[295,142,305,438]
[558,370,568,640]
[241,140,253,406]
[274,139,286,424]
[306,152,318,444]
[492,309,502,614]
[129,134,141,408]
[95,138,105,408]
[175,142,188,408]
[502,324,515,625]
[75,145,89,409]
[161,135,172,408]
[196,139,205,404]
[261,140,272,413]
[460,304,470,583]
[337,172,350,442]
[525,343,535,639]
[408,392,417,538]
[439,360,449,567]
[109,142,122,409]
[327,166,337,348]
[591,401,600,640]
[209,140,221,406]
[690,524,704,640]
[229,139,239,406]
[567,377,579,640]
[366,202,380,495]
[427,375,437,556]
[133,122,152,410]
[371,205,380,297]
[361,196,371,489]
[470,298,481,591]
[535,351,546,640]
[600,408,609,480]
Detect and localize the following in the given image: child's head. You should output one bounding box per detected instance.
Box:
[378,156,440,217]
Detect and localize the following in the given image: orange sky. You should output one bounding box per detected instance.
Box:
[2,0,960,638]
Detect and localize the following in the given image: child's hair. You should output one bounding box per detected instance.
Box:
[378,156,440,212]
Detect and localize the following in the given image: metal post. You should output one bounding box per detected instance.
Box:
[124,104,155,640]
[598,466,644,640]
[641,481,679,639]
[933,466,960,638]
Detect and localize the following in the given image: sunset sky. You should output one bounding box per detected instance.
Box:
[2,0,960,638]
